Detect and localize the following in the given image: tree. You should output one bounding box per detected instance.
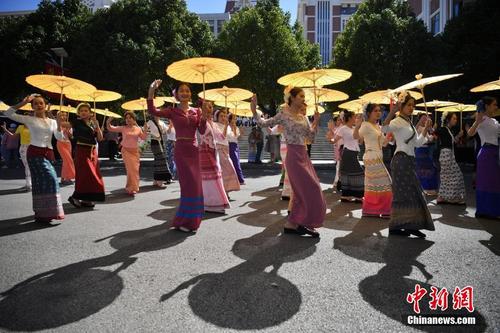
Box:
[439,0,500,102]
[71,0,213,101]
[331,0,444,99]
[216,4,320,112]
[0,0,92,102]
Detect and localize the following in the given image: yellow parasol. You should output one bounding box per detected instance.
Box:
[303,87,349,104]
[156,96,178,105]
[278,68,351,114]
[360,89,422,104]
[166,57,240,99]
[415,100,459,123]
[436,104,476,128]
[25,74,96,111]
[470,76,500,92]
[339,99,364,112]
[0,102,10,112]
[66,89,122,127]
[305,104,325,116]
[391,73,463,116]
[122,97,164,120]
[198,86,253,108]
[277,68,352,87]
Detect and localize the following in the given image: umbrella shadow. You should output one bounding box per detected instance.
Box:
[476,218,500,256]
[160,221,318,330]
[98,189,135,204]
[332,216,389,263]
[358,237,487,332]
[323,198,364,231]
[230,187,289,227]
[0,222,193,331]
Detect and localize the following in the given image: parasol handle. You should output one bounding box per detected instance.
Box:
[419,87,430,116]
[101,115,107,131]
[202,73,206,100]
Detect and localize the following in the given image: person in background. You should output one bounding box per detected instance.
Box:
[165,120,177,180]
[467,96,500,219]
[1,123,20,169]
[106,112,148,196]
[147,115,172,187]
[55,111,75,186]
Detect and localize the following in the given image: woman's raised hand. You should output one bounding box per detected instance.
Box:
[148,79,162,98]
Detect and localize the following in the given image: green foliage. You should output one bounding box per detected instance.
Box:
[0,0,92,102]
[216,4,320,112]
[332,0,444,99]
[439,0,500,102]
[71,0,213,102]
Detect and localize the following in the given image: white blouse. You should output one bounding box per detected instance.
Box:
[147,119,168,140]
[226,126,240,143]
[214,122,229,146]
[477,116,500,146]
[5,107,63,149]
[336,125,359,152]
[382,116,427,157]
[359,122,384,153]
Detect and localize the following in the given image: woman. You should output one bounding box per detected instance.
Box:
[382,92,434,238]
[227,113,245,185]
[436,112,466,205]
[165,121,177,179]
[55,111,75,186]
[247,127,258,163]
[467,96,500,219]
[148,79,207,232]
[4,95,65,223]
[60,103,105,208]
[214,109,240,194]
[415,114,439,195]
[333,111,364,202]
[1,121,31,190]
[147,115,172,187]
[329,115,343,191]
[106,112,148,196]
[251,88,325,237]
[199,101,230,213]
[354,103,392,218]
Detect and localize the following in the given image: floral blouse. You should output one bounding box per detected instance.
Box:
[254,111,316,145]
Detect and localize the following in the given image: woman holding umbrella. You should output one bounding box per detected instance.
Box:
[251,88,325,237]
[106,112,148,196]
[147,79,207,232]
[436,111,466,205]
[382,91,434,238]
[467,96,500,219]
[60,103,105,208]
[4,94,65,223]
[55,111,75,186]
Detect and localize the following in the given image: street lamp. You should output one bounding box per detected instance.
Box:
[50,47,68,75]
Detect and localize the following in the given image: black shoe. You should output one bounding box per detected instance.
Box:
[68,196,82,208]
[284,226,319,238]
[407,230,426,238]
[80,201,95,208]
[389,229,410,236]
[281,196,290,201]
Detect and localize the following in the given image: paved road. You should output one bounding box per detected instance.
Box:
[0,161,498,332]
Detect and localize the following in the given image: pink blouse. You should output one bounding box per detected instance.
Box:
[147,99,206,144]
[108,125,147,149]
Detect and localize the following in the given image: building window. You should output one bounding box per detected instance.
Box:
[208,20,215,34]
[341,16,351,32]
[217,20,224,33]
[430,11,440,35]
[452,0,462,17]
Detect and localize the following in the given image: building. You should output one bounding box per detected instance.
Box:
[198,13,231,36]
[79,0,120,13]
[297,0,363,66]
[0,10,35,18]
[407,0,476,35]
[225,0,258,14]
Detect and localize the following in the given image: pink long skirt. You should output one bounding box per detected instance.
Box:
[121,147,140,193]
[286,144,326,228]
[200,145,230,211]
[217,145,240,192]
[57,140,75,181]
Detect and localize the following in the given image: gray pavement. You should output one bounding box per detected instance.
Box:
[0,160,499,332]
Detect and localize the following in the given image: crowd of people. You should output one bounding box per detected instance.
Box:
[2,82,499,236]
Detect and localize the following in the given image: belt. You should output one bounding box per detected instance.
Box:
[77,141,96,147]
